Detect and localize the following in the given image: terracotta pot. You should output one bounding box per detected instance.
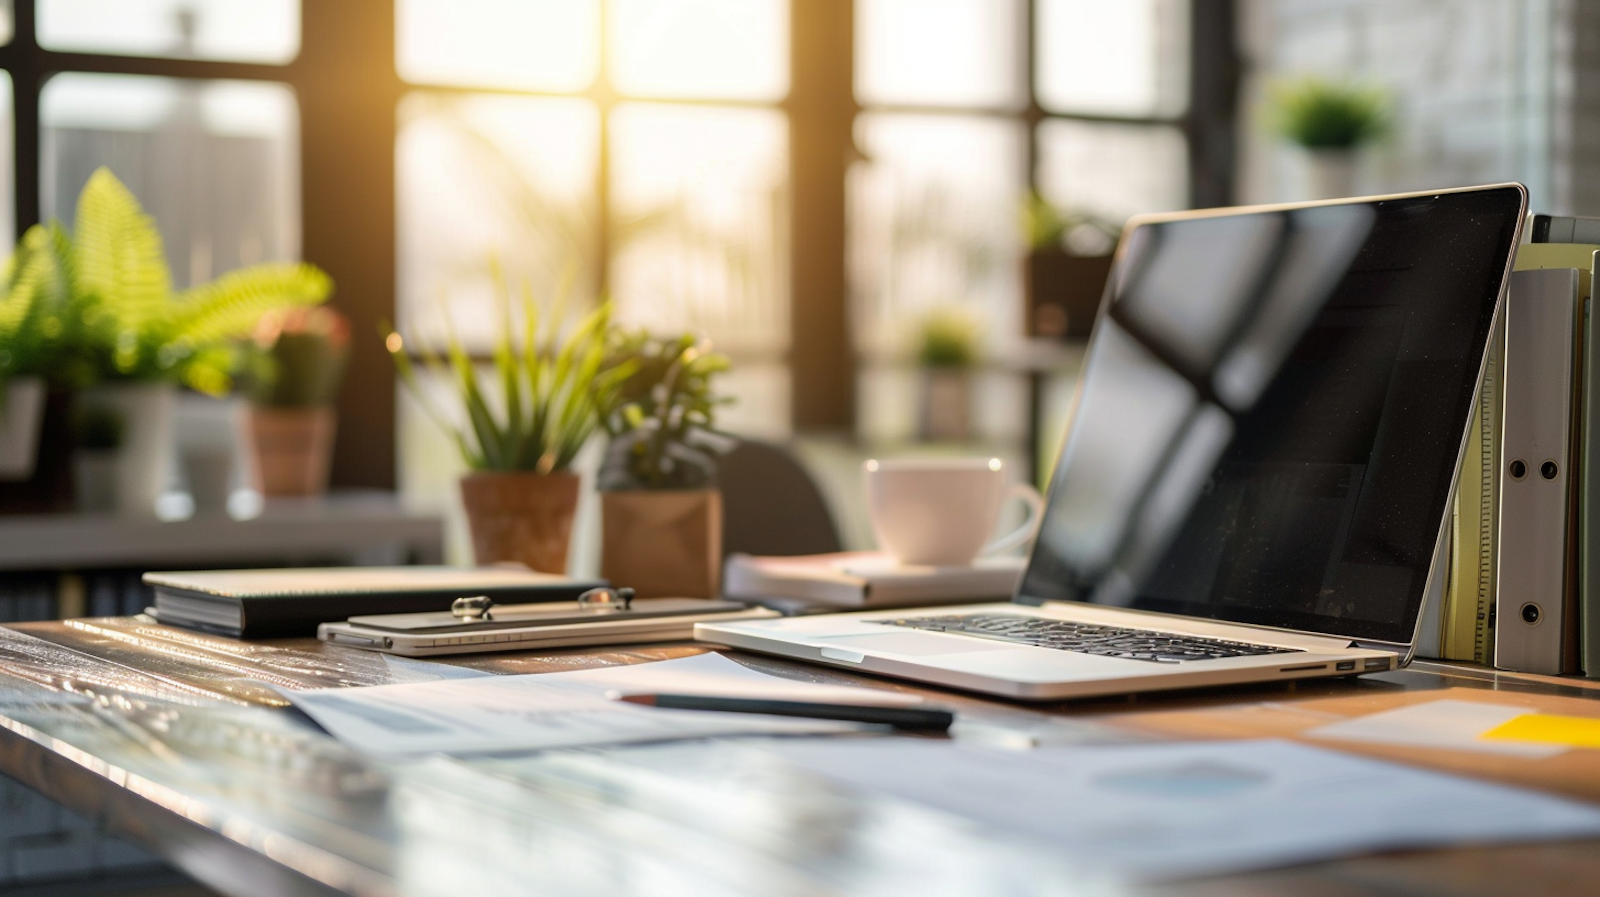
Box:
[601,489,723,599]
[459,471,581,574]
[251,406,336,496]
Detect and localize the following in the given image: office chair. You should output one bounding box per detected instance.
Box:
[717,439,842,558]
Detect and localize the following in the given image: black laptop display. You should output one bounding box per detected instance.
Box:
[1019,187,1526,646]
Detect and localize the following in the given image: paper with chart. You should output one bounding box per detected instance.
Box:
[286,652,922,757]
[768,738,1600,881]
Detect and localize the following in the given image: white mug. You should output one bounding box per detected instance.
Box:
[863,458,1045,567]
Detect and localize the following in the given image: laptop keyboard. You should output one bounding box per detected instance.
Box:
[870,613,1304,663]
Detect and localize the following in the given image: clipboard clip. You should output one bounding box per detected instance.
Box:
[451,595,495,621]
[577,586,635,612]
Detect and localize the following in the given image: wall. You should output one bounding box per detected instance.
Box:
[1236,0,1589,213]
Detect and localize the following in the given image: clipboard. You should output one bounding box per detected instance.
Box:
[318,591,778,656]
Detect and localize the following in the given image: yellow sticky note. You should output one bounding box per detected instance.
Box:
[1481,713,1600,748]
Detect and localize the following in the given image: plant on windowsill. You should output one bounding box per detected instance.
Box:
[386,268,631,574]
[0,225,71,484]
[246,306,351,496]
[47,168,332,517]
[913,306,984,443]
[1265,76,1389,200]
[595,330,732,598]
[1021,189,1120,340]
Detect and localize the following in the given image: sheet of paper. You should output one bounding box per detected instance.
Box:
[768,738,1600,881]
[285,652,920,758]
[1305,699,1567,757]
[1484,712,1600,749]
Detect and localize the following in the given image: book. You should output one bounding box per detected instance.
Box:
[722,551,1025,610]
[143,566,606,638]
[1495,268,1582,675]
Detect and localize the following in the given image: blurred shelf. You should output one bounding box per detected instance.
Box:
[0,491,444,571]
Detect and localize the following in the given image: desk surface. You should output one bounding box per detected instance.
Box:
[1,618,1599,897]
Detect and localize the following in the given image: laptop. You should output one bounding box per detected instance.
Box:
[698,184,1529,700]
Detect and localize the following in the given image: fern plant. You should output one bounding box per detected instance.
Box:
[62,168,332,395]
[387,268,633,474]
[0,223,71,385]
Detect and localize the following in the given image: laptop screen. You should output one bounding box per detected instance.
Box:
[1017,186,1526,646]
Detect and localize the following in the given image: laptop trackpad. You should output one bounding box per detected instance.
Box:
[814,632,1012,657]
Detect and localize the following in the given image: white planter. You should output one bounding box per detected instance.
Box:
[175,393,263,519]
[1299,148,1359,200]
[77,382,184,518]
[0,377,46,480]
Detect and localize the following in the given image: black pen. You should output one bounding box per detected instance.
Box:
[613,693,954,732]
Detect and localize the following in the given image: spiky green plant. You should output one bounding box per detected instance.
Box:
[64,168,332,395]
[1268,77,1389,149]
[597,329,732,491]
[387,268,633,474]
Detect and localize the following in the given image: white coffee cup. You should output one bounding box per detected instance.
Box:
[863,457,1045,567]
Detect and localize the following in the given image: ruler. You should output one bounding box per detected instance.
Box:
[1472,327,1502,664]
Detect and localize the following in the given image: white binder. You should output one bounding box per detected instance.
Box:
[1495,267,1582,674]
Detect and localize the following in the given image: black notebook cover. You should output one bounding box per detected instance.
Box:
[143,566,606,638]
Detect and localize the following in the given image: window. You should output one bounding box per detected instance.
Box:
[1,0,1230,497]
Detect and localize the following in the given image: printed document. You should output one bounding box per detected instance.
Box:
[286,652,919,757]
[770,738,1600,881]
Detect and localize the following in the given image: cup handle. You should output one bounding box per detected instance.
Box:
[979,483,1046,558]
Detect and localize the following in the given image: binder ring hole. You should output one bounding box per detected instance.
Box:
[1541,461,1558,480]
[1520,603,1541,625]
[1509,460,1527,480]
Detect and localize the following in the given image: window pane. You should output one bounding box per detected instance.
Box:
[0,1,13,46]
[1037,120,1188,224]
[609,103,790,433]
[39,0,298,64]
[610,0,788,101]
[849,113,1025,357]
[0,72,12,251]
[1035,0,1189,117]
[397,93,600,350]
[397,0,599,92]
[856,0,1024,109]
[42,74,299,288]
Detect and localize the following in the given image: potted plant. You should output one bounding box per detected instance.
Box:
[1021,190,1120,340]
[1266,76,1389,199]
[596,330,732,598]
[247,306,351,495]
[0,224,70,482]
[57,168,333,517]
[913,306,982,443]
[387,271,629,574]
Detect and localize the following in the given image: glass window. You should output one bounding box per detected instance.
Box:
[41,74,299,288]
[849,113,1026,357]
[1035,0,1189,117]
[856,0,1025,109]
[0,1,13,46]
[0,71,12,251]
[396,0,599,92]
[396,93,600,350]
[609,103,788,350]
[1037,119,1188,224]
[609,0,788,101]
[39,0,299,64]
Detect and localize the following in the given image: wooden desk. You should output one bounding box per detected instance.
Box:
[1,617,1598,897]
